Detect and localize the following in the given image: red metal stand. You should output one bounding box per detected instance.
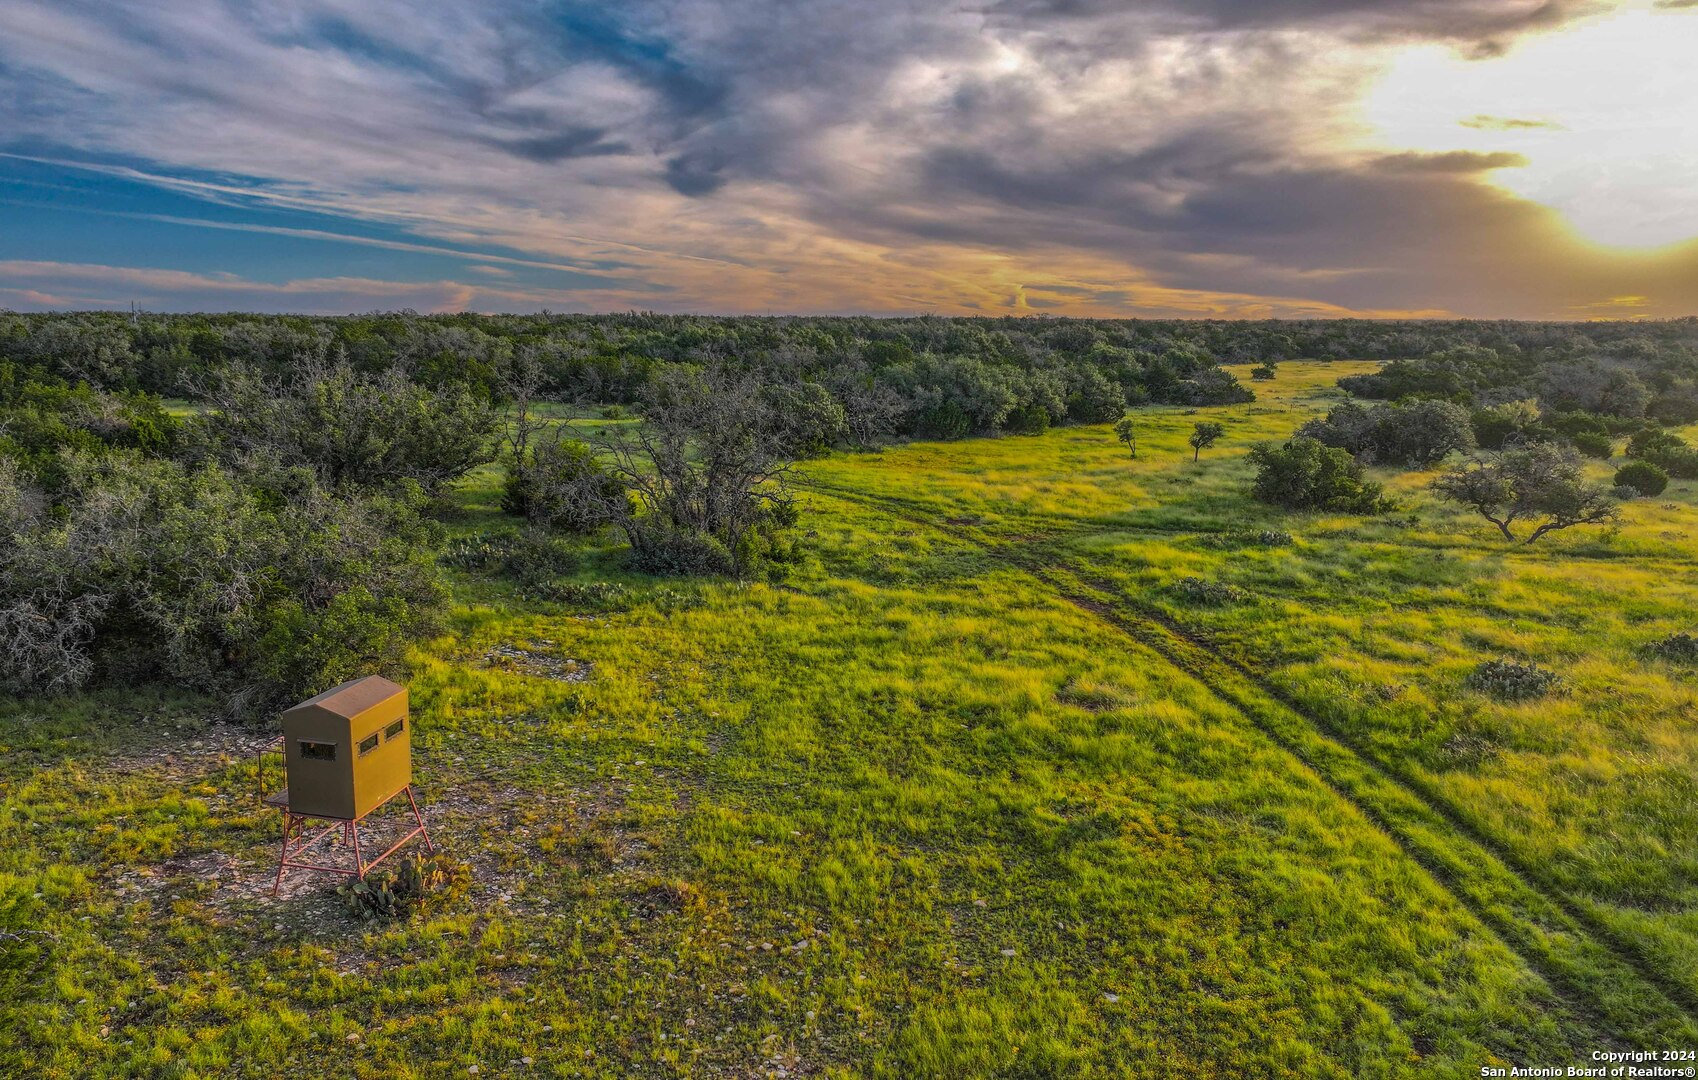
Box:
[263,779,435,896]
[266,787,438,896]
[266,784,434,896]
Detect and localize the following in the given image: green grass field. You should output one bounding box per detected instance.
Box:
[6,362,1698,1077]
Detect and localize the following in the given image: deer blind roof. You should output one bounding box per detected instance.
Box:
[287,674,405,719]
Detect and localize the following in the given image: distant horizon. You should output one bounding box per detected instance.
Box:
[2,1,1695,318]
[9,308,1698,325]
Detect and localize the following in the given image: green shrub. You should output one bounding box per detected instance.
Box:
[1467,659,1562,701]
[765,381,848,455]
[1545,411,1610,438]
[1647,633,1698,664]
[600,405,629,420]
[505,531,581,580]
[1571,431,1614,459]
[916,401,973,440]
[1658,448,1698,479]
[1298,399,1474,467]
[443,529,580,576]
[1,453,445,703]
[628,522,737,576]
[520,580,633,609]
[0,369,182,490]
[1471,400,1543,451]
[1064,367,1126,423]
[1336,344,1511,401]
[1626,429,1698,479]
[1176,368,1255,406]
[440,532,521,572]
[1204,528,1292,549]
[1169,577,1245,606]
[1651,381,1698,425]
[1247,437,1389,513]
[731,518,803,575]
[339,853,470,921]
[1614,460,1668,497]
[1626,427,1683,459]
[197,359,499,494]
[1003,403,1050,435]
[584,367,805,577]
[503,438,626,533]
[338,874,405,921]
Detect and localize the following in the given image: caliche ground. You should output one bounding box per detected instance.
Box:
[6,363,1698,1078]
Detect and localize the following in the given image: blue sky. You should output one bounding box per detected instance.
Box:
[0,0,1694,317]
[0,153,633,305]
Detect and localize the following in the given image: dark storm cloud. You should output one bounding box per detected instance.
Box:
[513,7,733,132]
[492,127,629,163]
[664,149,728,196]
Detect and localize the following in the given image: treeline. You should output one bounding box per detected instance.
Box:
[0,310,1273,441]
[5,310,1695,444]
[1248,328,1698,543]
[1323,338,1698,486]
[6,311,1694,388]
[1338,341,1698,427]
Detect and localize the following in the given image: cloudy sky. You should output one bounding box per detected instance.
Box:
[0,0,1694,318]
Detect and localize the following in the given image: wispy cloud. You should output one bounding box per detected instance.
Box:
[0,259,562,312]
[1460,114,1565,131]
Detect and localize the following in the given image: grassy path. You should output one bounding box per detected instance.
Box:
[798,475,1698,1048]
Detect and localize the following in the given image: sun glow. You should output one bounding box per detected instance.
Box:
[1361,0,1698,250]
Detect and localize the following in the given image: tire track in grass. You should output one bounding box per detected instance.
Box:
[1038,565,1696,1048]
[1053,562,1698,1027]
[799,477,1698,1049]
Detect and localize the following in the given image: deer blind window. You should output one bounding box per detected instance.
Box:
[298,740,336,761]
